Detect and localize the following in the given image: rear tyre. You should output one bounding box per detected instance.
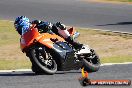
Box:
[28,46,57,75]
[83,49,100,72]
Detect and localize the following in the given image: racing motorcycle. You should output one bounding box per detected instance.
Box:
[20,25,100,75]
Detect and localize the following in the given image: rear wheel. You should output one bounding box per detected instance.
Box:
[28,46,57,75]
[83,49,100,72]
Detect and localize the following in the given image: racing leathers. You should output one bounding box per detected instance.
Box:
[32,20,83,50]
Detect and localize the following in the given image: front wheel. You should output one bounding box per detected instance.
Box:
[28,46,57,75]
[83,49,100,72]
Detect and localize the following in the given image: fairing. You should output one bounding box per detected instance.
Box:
[20,27,65,52]
[51,42,83,71]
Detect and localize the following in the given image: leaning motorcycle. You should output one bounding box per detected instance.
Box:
[20,25,100,74]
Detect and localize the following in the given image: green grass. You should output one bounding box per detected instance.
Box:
[0,20,31,70]
[101,56,132,63]
[0,21,19,46]
[0,59,31,70]
[0,20,132,70]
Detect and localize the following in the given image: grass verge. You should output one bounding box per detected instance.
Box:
[0,20,132,70]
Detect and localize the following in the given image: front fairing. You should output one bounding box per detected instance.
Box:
[20,27,65,52]
[20,28,39,51]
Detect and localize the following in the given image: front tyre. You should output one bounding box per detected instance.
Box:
[29,46,57,75]
[83,49,100,72]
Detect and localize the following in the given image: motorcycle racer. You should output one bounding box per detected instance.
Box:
[14,16,83,50]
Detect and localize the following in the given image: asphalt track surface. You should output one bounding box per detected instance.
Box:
[0,0,132,32]
[0,64,132,88]
[0,0,132,88]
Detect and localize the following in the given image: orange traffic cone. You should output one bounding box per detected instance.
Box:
[81,67,88,78]
[79,67,91,86]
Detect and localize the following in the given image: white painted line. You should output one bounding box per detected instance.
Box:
[101,62,132,66]
[13,69,32,72]
[0,69,32,73]
[0,62,132,72]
